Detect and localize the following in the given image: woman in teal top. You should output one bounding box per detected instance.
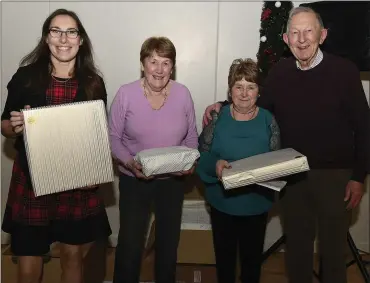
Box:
[196,58,280,283]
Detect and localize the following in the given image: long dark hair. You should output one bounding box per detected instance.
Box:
[20,8,104,100]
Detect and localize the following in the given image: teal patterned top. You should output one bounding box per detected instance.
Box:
[196,105,280,216]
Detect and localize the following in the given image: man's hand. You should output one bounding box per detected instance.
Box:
[202,103,222,128]
[344,180,364,209]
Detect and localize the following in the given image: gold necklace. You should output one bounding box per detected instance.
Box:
[142,79,169,111]
[51,75,71,98]
[232,104,257,120]
[51,75,72,83]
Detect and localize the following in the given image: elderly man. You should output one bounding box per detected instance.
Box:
[202,6,370,283]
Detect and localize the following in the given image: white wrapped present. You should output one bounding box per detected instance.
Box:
[22,100,114,196]
[134,146,200,177]
[221,148,310,190]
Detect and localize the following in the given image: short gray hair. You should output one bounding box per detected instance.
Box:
[286,6,324,33]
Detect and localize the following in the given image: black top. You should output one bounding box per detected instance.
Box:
[2,64,107,120]
[1,63,108,176]
[222,52,370,183]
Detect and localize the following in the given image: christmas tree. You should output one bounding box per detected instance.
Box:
[256,1,293,84]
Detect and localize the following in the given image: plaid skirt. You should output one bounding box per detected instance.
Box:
[3,155,105,226]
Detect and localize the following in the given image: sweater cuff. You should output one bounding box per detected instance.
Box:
[351,169,367,184]
[197,152,220,179]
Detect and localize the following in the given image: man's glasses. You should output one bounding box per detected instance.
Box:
[49,28,80,39]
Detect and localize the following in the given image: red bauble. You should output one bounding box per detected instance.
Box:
[261,8,272,20]
[264,48,273,55]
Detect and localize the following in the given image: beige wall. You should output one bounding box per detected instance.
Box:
[1,1,369,252]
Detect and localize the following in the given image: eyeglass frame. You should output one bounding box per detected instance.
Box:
[48,28,80,39]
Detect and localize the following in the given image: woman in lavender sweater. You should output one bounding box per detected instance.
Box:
[108,36,198,283]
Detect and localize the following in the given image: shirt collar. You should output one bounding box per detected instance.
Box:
[296,48,323,70]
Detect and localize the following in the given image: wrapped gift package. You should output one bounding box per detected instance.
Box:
[22,100,115,197]
[221,148,310,190]
[134,146,200,177]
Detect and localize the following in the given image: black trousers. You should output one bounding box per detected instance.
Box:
[210,206,268,283]
[281,169,352,283]
[113,174,185,283]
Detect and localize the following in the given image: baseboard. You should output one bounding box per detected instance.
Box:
[108,234,118,247]
[263,240,369,254]
[1,232,10,245]
[4,232,370,255]
[263,240,285,253]
[3,232,119,247]
[348,242,369,254]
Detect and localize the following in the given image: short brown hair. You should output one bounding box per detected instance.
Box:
[140,36,176,66]
[228,58,259,96]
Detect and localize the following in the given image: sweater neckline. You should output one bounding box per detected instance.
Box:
[293,51,327,74]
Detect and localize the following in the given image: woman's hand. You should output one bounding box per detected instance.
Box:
[216,160,231,180]
[10,105,31,134]
[125,159,154,180]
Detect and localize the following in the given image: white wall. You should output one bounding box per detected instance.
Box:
[1,1,52,244]
[1,1,370,253]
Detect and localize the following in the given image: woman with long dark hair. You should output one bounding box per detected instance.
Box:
[1,9,111,283]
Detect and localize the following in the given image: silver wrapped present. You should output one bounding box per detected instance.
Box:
[134,146,200,177]
[221,148,310,190]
